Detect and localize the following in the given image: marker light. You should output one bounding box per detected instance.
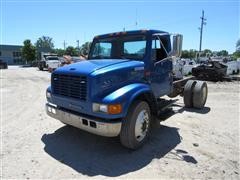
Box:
[93,103,122,114]
[108,104,122,114]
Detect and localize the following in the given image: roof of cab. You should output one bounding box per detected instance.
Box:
[94,29,169,39]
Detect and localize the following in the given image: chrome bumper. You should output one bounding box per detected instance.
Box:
[46,103,121,137]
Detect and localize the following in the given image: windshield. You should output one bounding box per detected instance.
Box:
[47,57,59,60]
[89,35,147,60]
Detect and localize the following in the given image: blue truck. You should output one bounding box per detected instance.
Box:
[46,30,208,149]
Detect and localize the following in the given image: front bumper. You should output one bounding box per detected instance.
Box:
[46,103,122,137]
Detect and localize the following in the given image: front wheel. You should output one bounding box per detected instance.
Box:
[120,101,151,149]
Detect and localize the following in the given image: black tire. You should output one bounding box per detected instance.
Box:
[120,101,151,149]
[193,81,208,109]
[183,80,197,108]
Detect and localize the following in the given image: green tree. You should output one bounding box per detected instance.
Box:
[80,42,92,56]
[188,49,197,59]
[54,48,65,56]
[65,46,78,56]
[35,36,54,50]
[217,50,228,56]
[21,40,36,64]
[232,51,240,59]
[181,50,190,58]
[236,39,240,52]
[202,49,212,57]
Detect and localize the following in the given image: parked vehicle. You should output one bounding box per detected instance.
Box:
[192,61,227,81]
[172,58,199,78]
[46,30,208,149]
[237,58,240,73]
[38,53,60,71]
[0,60,8,69]
[172,57,184,79]
[226,61,238,75]
[182,59,198,76]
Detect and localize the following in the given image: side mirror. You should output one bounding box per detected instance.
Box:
[171,34,183,57]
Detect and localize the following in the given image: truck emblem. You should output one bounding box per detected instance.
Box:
[80,81,86,84]
[53,78,58,81]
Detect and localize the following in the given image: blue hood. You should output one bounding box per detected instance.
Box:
[54,59,144,75]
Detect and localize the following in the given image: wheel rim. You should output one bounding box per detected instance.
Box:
[135,109,150,142]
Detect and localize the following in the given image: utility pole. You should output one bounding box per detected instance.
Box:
[76,40,80,55]
[199,10,207,54]
[63,40,67,50]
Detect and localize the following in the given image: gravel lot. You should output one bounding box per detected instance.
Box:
[1,67,239,179]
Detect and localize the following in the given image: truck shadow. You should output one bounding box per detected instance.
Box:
[175,105,211,114]
[157,104,211,122]
[41,125,188,177]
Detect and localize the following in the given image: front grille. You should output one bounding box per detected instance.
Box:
[52,73,87,101]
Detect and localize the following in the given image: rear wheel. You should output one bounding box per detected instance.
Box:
[120,101,151,149]
[38,64,43,71]
[183,80,197,108]
[192,81,208,109]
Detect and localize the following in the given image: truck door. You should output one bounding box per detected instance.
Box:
[151,35,172,97]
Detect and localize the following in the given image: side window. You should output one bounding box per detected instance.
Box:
[152,39,161,49]
[152,36,168,61]
[92,42,112,58]
[123,40,146,59]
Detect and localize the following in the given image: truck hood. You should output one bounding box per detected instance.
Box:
[47,60,59,63]
[54,59,144,75]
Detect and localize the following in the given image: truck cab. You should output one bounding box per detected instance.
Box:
[46,30,207,149]
[38,53,60,71]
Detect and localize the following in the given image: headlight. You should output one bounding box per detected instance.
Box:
[92,103,122,114]
[46,92,51,98]
[92,103,108,113]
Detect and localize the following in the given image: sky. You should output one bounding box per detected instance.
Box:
[0,0,239,53]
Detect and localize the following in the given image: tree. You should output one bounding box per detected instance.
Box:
[202,49,212,57]
[181,50,190,58]
[233,51,240,59]
[188,49,197,59]
[35,36,54,51]
[236,39,240,52]
[65,46,78,56]
[21,40,36,64]
[181,49,199,59]
[54,48,65,56]
[217,50,228,56]
[80,42,92,56]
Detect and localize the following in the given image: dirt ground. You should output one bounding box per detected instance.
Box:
[1,67,239,179]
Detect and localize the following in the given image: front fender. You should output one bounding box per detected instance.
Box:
[101,83,152,117]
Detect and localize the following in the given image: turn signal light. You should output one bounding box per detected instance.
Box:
[108,104,122,114]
